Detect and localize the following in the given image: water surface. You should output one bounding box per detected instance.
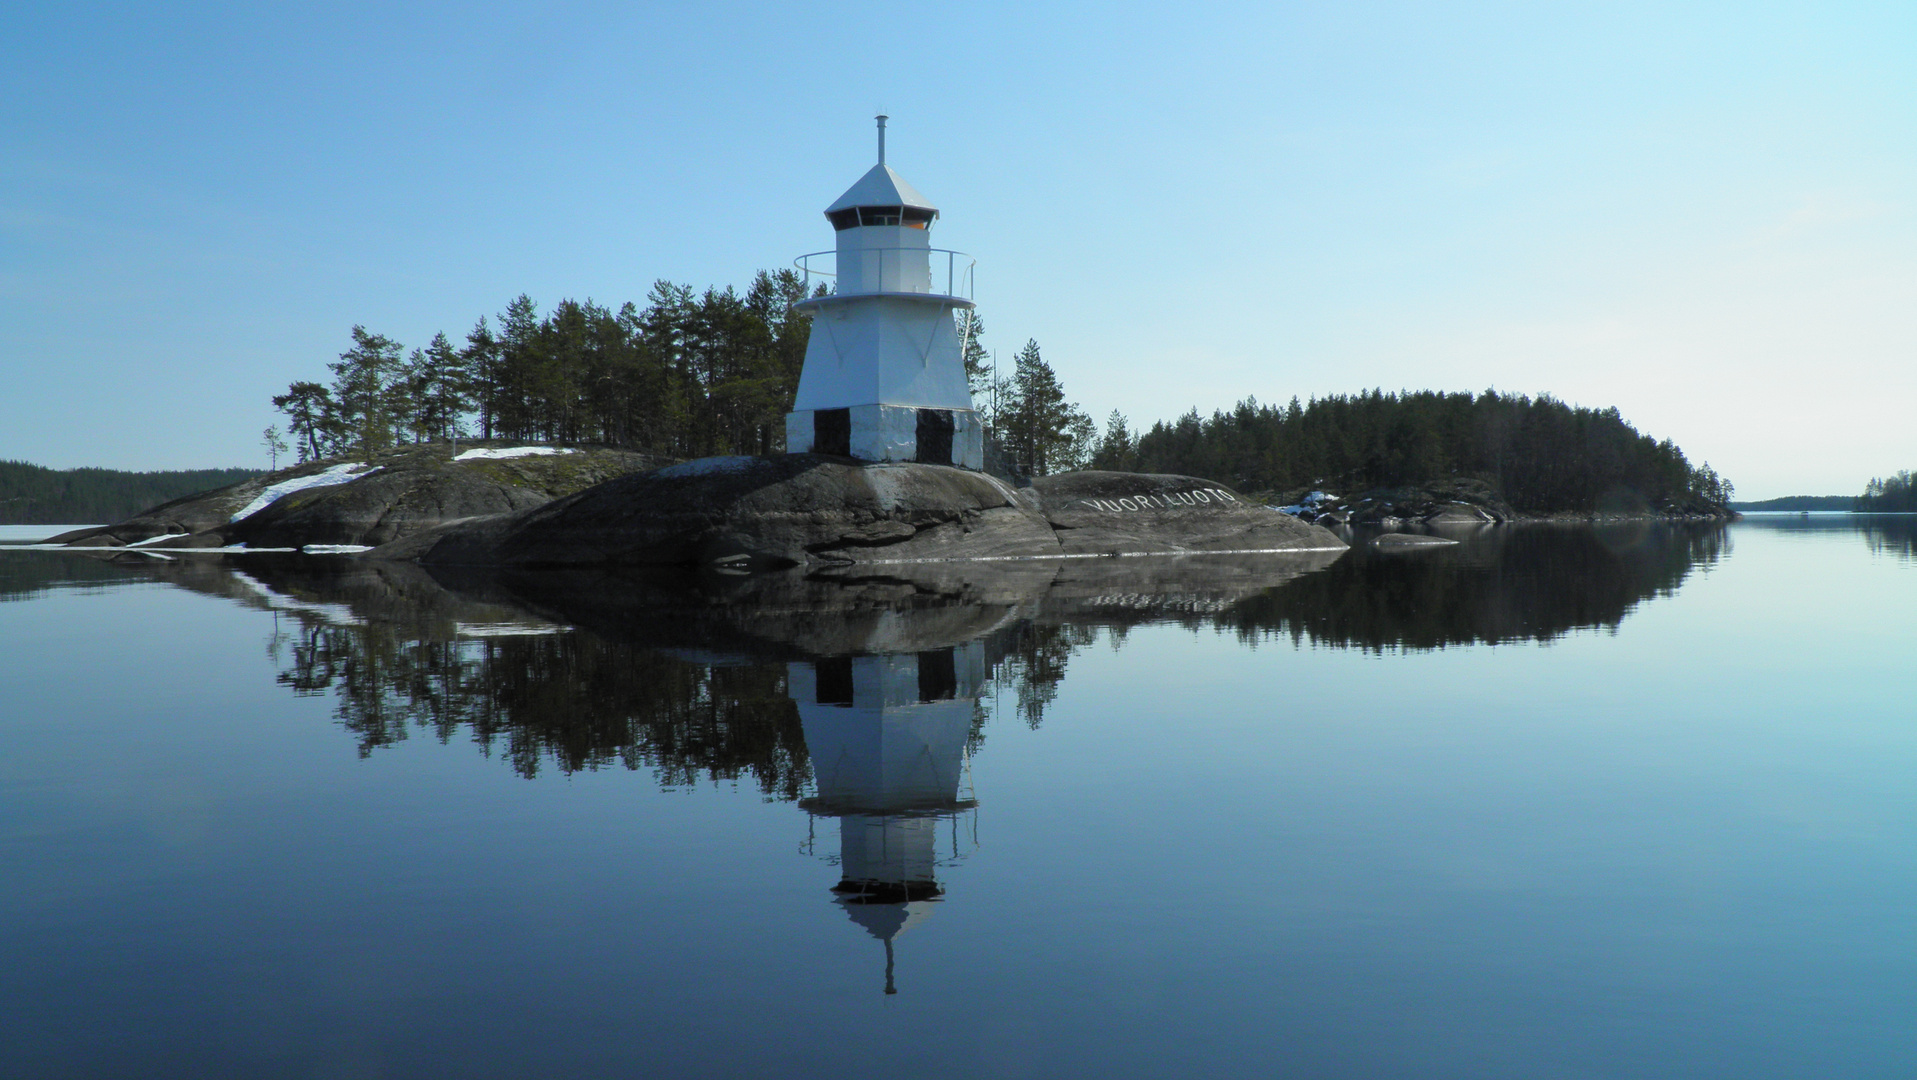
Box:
[2,518,1912,1078]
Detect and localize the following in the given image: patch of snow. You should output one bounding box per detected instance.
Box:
[230,572,365,625]
[127,532,190,547]
[301,544,373,554]
[455,622,572,637]
[453,446,576,461]
[231,462,377,523]
[654,456,761,479]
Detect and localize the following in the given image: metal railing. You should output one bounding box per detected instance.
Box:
[795,248,975,301]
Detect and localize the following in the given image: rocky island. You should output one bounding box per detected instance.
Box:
[47,445,1344,568]
[377,455,1343,568]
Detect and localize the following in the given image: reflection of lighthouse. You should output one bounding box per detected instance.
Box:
[791,643,984,994]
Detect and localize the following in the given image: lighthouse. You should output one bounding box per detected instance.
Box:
[786,116,983,470]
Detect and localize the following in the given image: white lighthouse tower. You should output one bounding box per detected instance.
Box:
[785,116,983,469]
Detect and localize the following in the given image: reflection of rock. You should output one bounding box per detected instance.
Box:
[397,549,1346,660]
[1370,533,1458,551]
[49,444,660,550]
[375,456,1343,569]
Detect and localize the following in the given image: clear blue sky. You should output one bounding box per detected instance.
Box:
[3,1,1911,498]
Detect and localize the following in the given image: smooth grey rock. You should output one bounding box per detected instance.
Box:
[1031,471,1343,555]
[1422,501,1496,525]
[55,444,659,550]
[384,460,1347,570]
[225,466,554,548]
[388,455,1065,568]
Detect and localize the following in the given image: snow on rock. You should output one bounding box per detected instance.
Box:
[231,462,377,523]
[653,456,760,479]
[453,446,576,461]
[455,621,572,637]
[230,572,365,625]
[301,544,373,554]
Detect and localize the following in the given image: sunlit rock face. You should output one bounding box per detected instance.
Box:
[1030,471,1340,556]
[379,457,1344,569]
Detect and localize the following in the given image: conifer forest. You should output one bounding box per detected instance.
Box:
[272,271,1735,512]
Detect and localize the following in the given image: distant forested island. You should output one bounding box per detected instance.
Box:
[1857,471,1916,512]
[1730,473,1917,513]
[1093,391,1732,514]
[1,462,255,525]
[1730,496,1857,512]
[262,271,1734,517]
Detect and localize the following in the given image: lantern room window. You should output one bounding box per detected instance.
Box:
[830,205,936,230]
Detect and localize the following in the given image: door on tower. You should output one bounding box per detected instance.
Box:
[915,409,953,466]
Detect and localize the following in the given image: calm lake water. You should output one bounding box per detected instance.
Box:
[2,517,1913,1079]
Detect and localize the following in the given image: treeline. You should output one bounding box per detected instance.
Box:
[276,621,814,789]
[273,274,1110,477]
[1731,495,1855,512]
[273,271,820,463]
[1857,470,1915,512]
[272,279,1732,512]
[0,461,255,526]
[1087,390,1733,511]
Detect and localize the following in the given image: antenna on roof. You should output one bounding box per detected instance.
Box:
[876,114,888,165]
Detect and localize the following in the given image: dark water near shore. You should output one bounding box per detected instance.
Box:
[2,517,1913,1079]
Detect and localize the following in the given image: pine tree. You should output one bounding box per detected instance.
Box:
[272,380,337,462]
[328,326,405,454]
[417,331,472,442]
[1090,411,1137,471]
[262,426,288,470]
[1001,339,1086,476]
[957,310,990,400]
[461,317,502,440]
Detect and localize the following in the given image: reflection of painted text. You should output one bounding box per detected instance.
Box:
[1077,489,1237,513]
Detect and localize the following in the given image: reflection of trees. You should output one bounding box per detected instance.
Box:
[979,622,1096,730]
[1859,516,1916,560]
[277,622,809,795]
[274,612,1096,782]
[251,524,1731,774]
[1218,524,1727,652]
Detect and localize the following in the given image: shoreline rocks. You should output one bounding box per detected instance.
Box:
[48,443,665,551]
[374,457,1347,569]
[1272,477,1735,527]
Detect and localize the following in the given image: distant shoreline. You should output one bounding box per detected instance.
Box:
[1729,496,1854,512]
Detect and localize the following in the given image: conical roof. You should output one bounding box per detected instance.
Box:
[840,898,939,942]
[826,163,937,214]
